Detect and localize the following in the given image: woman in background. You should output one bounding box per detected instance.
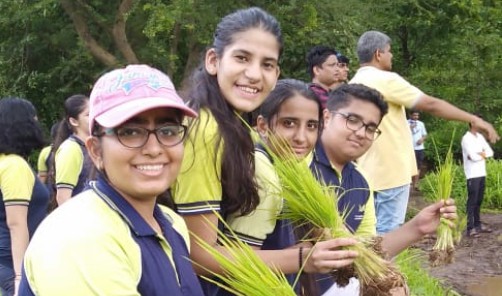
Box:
[51,94,93,206]
[0,97,50,296]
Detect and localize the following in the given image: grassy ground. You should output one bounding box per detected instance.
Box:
[396,248,461,296]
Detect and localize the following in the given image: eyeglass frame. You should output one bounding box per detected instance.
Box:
[330,111,382,140]
[336,62,348,69]
[93,124,188,148]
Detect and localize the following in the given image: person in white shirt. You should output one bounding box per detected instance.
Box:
[461,119,494,237]
[408,111,427,190]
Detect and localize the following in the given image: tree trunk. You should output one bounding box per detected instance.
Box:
[60,0,120,67]
[398,25,413,73]
[113,0,139,64]
[166,22,181,78]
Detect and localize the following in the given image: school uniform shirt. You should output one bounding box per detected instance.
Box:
[55,135,93,196]
[309,142,376,236]
[350,66,423,190]
[308,141,377,294]
[0,154,50,269]
[36,145,52,176]
[173,109,222,214]
[461,131,494,179]
[19,176,203,296]
[226,144,289,247]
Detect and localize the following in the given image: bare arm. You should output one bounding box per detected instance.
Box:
[381,199,457,258]
[37,172,48,184]
[184,213,358,276]
[414,94,499,143]
[6,205,30,295]
[56,187,73,205]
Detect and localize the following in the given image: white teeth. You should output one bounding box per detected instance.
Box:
[136,164,163,171]
[239,86,258,93]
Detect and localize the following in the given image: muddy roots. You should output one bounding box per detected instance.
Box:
[360,236,408,296]
[331,237,409,296]
[429,247,455,267]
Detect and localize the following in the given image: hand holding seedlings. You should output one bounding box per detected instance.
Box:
[302,238,359,274]
[411,199,457,235]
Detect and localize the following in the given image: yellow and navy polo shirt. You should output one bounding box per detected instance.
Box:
[20,176,203,296]
[36,145,52,175]
[309,141,377,294]
[55,135,92,195]
[309,141,376,237]
[173,109,223,214]
[0,154,50,267]
[226,144,296,249]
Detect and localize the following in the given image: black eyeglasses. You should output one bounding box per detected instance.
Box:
[96,124,187,148]
[331,112,381,140]
[336,62,348,69]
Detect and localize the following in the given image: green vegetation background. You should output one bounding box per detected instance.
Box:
[0,0,501,163]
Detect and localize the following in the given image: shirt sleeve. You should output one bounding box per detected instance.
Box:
[354,190,377,237]
[0,155,35,205]
[482,136,494,158]
[462,134,484,162]
[353,166,377,237]
[385,72,423,109]
[37,146,51,173]
[226,150,282,246]
[172,110,223,214]
[420,122,427,137]
[55,139,84,189]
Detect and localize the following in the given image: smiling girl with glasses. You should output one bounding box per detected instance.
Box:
[19,65,204,296]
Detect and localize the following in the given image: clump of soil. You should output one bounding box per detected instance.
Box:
[429,247,454,267]
[332,236,408,296]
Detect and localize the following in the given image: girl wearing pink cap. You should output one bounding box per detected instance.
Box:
[19,65,203,296]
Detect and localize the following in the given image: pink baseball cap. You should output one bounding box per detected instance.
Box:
[89,64,197,133]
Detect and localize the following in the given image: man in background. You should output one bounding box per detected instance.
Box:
[462,118,494,237]
[408,110,427,191]
[306,45,340,108]
[349,30,499,234]
[336,53,350,84]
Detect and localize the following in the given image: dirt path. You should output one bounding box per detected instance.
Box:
[408,191,502,296]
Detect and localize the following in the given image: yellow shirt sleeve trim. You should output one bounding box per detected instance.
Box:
[0,154,35,201]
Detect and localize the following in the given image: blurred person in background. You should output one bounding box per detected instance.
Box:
[0,97,50,296]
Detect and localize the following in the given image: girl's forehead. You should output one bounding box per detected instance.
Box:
[278,95,319,114]
[225,28,280,60]
[124,108,181,124]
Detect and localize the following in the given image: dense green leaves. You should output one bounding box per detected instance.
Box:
[0,0,501,159]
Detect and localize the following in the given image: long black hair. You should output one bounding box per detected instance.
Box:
[52,94,89,153]
[187,7,283,216]
[0,97,45,158]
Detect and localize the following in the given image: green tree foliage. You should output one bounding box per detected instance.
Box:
[0,0,501,160]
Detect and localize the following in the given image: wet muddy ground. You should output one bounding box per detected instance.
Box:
[409,191,502,296]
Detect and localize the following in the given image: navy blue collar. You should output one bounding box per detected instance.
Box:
[69,134,85,147]
[91,175,166,237]
[312,140,355,175]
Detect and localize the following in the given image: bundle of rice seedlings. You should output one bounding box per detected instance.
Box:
[272,154,408,293]
[426,138,457,266]
[191,212,297,296]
